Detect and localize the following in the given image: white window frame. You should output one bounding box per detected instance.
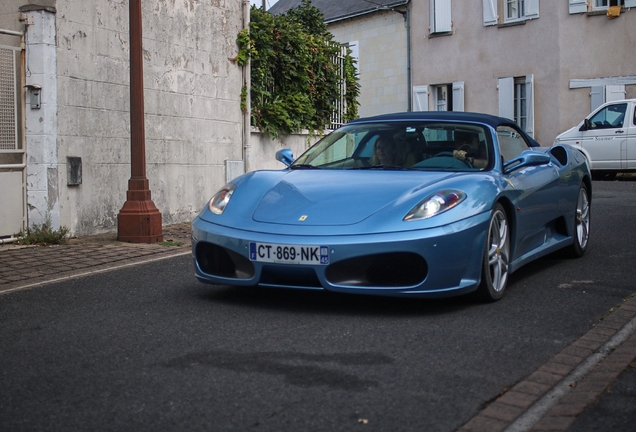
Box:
[434,85,448,111]
[498,75,534,137]
[484,0,538,25]
[432,82,465,112]
[569,0,634,13]
[430,0,452,34]
[592,0,624,10]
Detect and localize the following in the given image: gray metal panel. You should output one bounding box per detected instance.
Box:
[268,0,409,23]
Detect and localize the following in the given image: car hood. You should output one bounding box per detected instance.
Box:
[251,170,452,226]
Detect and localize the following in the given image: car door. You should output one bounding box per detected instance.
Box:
[581,102,629,170]
[497,126,560,261]
[627,103,636,169]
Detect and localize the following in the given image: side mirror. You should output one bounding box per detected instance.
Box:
[275,148,294,167]
[503,151,551,174]
[579,118,593,131]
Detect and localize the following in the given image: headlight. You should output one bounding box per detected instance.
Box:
[404,190,466,221]
[209,184,236,214]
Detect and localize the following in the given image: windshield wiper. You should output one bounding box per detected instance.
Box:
[350,165,414,171]
[290,164,321,169]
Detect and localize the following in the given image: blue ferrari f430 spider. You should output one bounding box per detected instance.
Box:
[192,112,591,301]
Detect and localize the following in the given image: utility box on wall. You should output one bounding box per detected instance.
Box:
[67,156,82,186]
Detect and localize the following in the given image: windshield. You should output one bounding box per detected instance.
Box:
[292,121,493,171]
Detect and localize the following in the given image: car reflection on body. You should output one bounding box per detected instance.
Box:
[192,112,591,301]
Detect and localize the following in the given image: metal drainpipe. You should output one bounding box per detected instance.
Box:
[242,0,251,174]
[405,7,412,111]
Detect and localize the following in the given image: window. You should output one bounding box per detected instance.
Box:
[497,126,530,162]
[589,103,627,129]
[498,75,534,137]
[483,0,539,25]
[435,86,448,111]
[415,82,464,112]
[593,0,623,9]
[514,78,528,131]
[506,0,524,20]
[430,0,452,34]
[569,0,634,13]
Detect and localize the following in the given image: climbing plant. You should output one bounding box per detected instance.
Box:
[235,0,360,138]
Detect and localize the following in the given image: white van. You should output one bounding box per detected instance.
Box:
[554,99,636,179]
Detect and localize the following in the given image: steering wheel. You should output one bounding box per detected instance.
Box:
[433,151,455,158]
[432,151,472,168]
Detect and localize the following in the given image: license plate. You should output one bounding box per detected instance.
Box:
[249,242,329,265]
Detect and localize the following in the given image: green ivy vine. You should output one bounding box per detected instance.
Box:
[235,0,360,138]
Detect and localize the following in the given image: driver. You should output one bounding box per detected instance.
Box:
[452,131,488,168]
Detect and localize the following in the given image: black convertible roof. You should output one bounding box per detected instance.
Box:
[349,111,541,146]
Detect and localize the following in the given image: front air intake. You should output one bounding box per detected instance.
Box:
[195,242,254,279]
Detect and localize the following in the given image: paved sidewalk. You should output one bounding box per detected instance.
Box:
[1,225,635,431]
[0,223,191,295]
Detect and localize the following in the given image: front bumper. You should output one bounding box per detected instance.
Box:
[191,212,490,298]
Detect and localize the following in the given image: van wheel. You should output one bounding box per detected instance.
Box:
[591,171,617,181]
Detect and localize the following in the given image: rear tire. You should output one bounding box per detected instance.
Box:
[569,183,590,257]
[476,204,510,302]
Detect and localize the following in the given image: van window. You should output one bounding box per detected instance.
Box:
[589,103,627,129]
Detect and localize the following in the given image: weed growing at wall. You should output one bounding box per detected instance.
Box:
[15,214,69,246]
[235,0,360,138]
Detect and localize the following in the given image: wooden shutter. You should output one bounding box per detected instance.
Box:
[413,85,429,111]
[483,0,498,26]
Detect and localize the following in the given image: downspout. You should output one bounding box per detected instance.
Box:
[384,5,412,111]
[405,6,411,111]
[242,0,251,174]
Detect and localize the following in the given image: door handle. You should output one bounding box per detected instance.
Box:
[615,130,625,134]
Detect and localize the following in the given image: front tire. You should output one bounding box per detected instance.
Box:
[477,204,510,302]
[569,183,590,257]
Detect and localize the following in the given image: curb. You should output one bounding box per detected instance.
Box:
[458,295,636,432]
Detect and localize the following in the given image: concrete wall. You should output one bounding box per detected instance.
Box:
[409,1,636,147]
[249,129,321,172]
[4,0,246,236]
[329,10,408,118]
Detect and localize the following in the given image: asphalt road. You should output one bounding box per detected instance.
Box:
[1,180,635,432]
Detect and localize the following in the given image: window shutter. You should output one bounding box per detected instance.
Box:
[452,82,464,112]
[498,77,514,119]
[430,0,452,33]
[605,85,626,102]
[525,75,534,138]
[525,0,539,20]
[569,0,587,14]
[590,86,604,112]
[483,0,498,26]
[412,85,429,111]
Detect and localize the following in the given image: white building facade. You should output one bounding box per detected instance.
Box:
[0,0,247,238]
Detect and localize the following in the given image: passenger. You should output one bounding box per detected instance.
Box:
[371,135,402,167]
[452,131,488,168]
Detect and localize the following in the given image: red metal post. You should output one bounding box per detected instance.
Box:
[117,0,163,243]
